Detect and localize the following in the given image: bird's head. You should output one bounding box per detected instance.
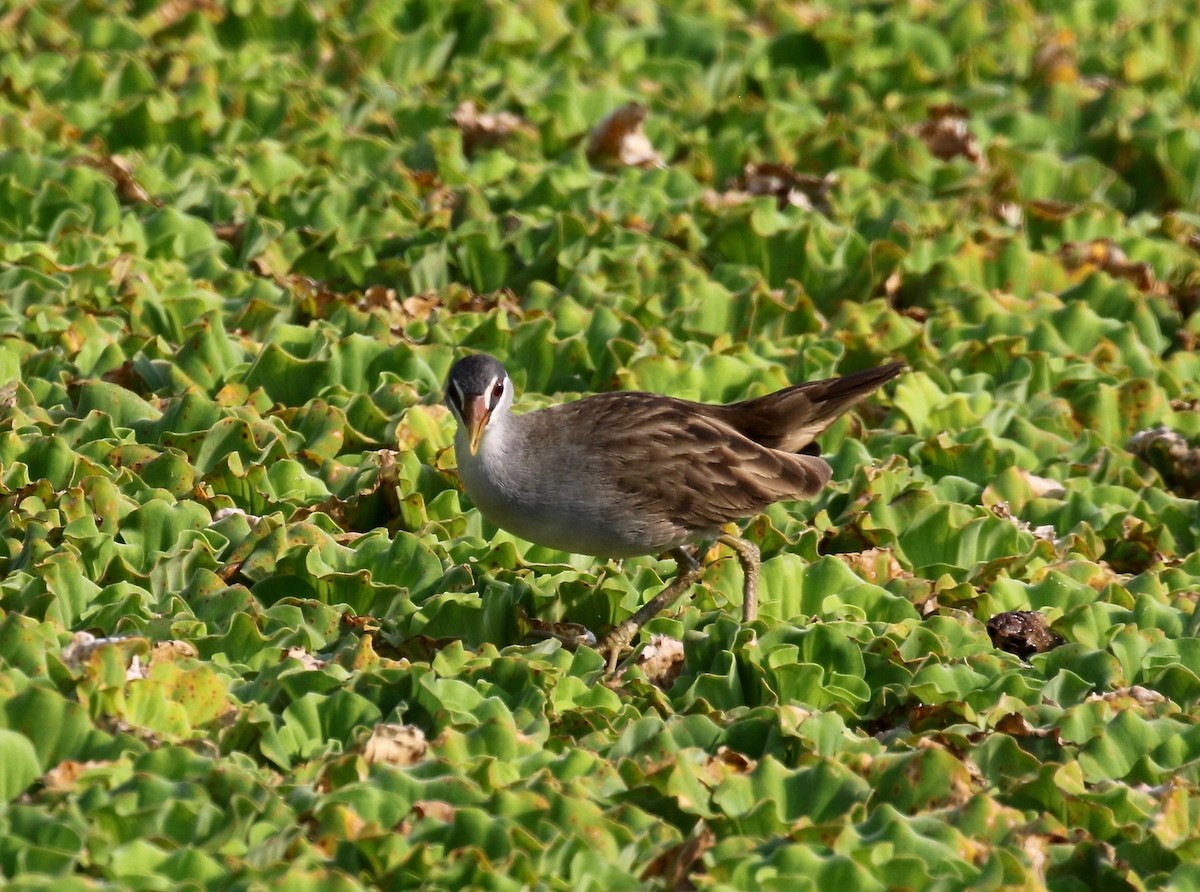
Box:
[444,353,512,455]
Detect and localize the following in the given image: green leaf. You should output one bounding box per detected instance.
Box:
[0,730,40,802]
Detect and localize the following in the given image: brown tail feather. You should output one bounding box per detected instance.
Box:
[713,361,905,453]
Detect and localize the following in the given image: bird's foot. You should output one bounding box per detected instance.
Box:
[598,626,634,673]
[595,547,704,674]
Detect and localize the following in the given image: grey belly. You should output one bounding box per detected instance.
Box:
[468,484,693,558]
[457,424,705,558]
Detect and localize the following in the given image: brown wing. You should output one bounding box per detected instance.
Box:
[550,392,832,532]
[711,361,905,453]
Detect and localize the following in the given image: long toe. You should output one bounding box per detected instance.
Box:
[599,628,631,672]
[595,547,704,674]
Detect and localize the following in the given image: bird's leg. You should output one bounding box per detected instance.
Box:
[718,533,760,622]
[598,547,705,673]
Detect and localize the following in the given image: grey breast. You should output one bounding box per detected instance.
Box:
[457,401,697,559]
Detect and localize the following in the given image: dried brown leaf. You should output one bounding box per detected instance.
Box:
[916,593,940,617]
[341,613,382,634]
[1128,426,1200,498]
[452,100,530,156]
[281,646,326,670]
[718,162,837,213]
[1027,199,1079,221]
[1168,278,1200,322]
[288,275,345,318]
[710,745,754,774]
[883,268,904,299]
[444,286,522,317]
[211,506,264,526]
[995,712,1056,739]
[62,632,146,668]
[1059,239,1166,294]
[399,291,441,321]
[248,255,277,279]
[69,154,159,206]
[1021,833,1051,884]
[1086,686,1166,706]
[836,547,911,584]
[42,759,116,791]
[100,359,146,394]
[395,798,457,835]
[124,655,149,680]
[0,2,33,32]
[150,640,199,663]
[915,104,984,166]
[363,723,428,766]
[1033,30,1078,84]
[994,200,1023,227]
[786,4,832,27]
[990,501,1057,541]
[1019,469,1067,499]
[638,634,685,689]
[641,823,715,890]
[146,0,221,32]
[411,799,456,822]
[213,222,244,248]
[586,102,664,168]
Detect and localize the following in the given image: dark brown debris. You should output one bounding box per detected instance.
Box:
[294,449,404,532]
[1058,239,1167,295]
[451,100,531,156]
[637,634,686,689]
[1128,426,1200,499]
[446,287,522,316]
[586,102,664,169]
[915,104,984,166]
[146,0,222,33]
[995,713,1054,739]
[68,154,161,206]
[362,723,428,766]
[1168,277,1200,323]
[724,162,837,213]
[101,359,149,394]
[640,822,716,891]
[986,611,1065,658]
[836,547,912,585]
[1032,31,1078,85]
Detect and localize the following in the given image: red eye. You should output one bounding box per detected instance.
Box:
[491,381,504,401]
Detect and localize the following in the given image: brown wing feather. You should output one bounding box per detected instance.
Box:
[551,392,832,532]
[711,361,905,452]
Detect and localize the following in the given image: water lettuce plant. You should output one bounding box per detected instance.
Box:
[1,0,1199,889]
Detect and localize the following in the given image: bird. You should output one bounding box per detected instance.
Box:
[443,352,904,670]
